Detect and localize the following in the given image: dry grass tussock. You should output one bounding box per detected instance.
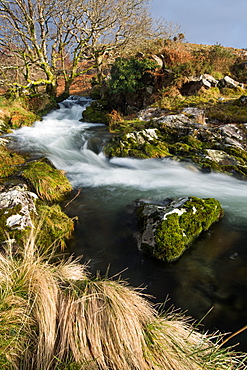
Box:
[0,231,246,369]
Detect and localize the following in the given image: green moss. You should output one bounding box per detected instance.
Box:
[182,135,204,149]
[0,146,25,178]
[104,130,170,159]
[207,102,247,123]
[22,160,72,201]
[108,118,150,133]
[34,203,74,250]
[168,142,195,156]
[82,100,111,124]
[82,105,108,124]
[141,197,223,262]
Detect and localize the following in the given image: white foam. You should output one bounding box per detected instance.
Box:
[8,97,247,221]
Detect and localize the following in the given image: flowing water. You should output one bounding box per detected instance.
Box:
[9,96,247,349]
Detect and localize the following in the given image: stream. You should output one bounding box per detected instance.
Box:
[9,96,247,350]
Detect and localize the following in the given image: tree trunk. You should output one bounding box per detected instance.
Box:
[46,81,57,98]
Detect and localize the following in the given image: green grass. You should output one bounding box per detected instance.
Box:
[0,146,25,178]
[22,160,72,202]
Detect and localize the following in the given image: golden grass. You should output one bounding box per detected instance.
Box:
[0,231,245,369]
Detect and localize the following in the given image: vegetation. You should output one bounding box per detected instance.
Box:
[0,231,245,369]
[34,203,75,251]
[108,57,159,94]
[0,145,25,177]
[0,96,74,250]
[22,160,72,202]
[137,197,223,262]
[1,18,247,366]
[0,0,176,98]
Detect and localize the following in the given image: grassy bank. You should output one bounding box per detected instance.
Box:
[0,231,246,369]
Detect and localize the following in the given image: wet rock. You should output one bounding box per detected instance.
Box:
[126,129,158,144]
[134,196,223,262]
[106,104,247,178]
[82,99,110,123]
[205,149,238,166]
[104,127,169,158]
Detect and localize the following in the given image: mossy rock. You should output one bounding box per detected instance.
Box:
[0,204,24,243]
[22,159,72,201]
[82,100,109,124]
[9,110,39,128]
[0,185,37,244]
[136,196,223,262]
[104,129,170,158]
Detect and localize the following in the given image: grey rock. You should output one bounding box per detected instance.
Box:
[150,55,164,68]
[219,76,244,89]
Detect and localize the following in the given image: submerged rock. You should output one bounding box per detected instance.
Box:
[135,196,223,262]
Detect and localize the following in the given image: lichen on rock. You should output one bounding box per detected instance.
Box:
[0,184,38,243]
[135,196,223,262]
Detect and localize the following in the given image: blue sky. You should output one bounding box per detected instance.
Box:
[151,0,247,49]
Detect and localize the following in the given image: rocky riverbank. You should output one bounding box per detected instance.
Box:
[0,95,74,250]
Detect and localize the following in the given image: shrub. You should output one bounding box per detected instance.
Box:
[108,57,159,95]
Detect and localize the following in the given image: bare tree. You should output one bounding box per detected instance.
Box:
[0,0,176,98]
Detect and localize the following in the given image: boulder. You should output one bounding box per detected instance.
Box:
[104,128,169,158]
[201,74,218,87]
[135,196,223,262]
[0,184,38,238]
[181,107,206,125]
[218,76,244,89]
[138,107,166,121]
[205,149,238,166]
[150,55,164,68]
[180,74,218,95]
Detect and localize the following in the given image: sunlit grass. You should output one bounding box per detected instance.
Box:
[22,160,72,201]
[0,146,25,178]
[0,230,246,369]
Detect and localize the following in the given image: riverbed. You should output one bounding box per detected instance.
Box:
[9,95,247,350]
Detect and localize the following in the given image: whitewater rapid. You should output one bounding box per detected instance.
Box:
[9,96,247,223]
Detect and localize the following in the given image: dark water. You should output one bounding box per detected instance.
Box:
[9,96,247,350]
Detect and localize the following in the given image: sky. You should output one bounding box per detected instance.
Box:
[151,0,247,49]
